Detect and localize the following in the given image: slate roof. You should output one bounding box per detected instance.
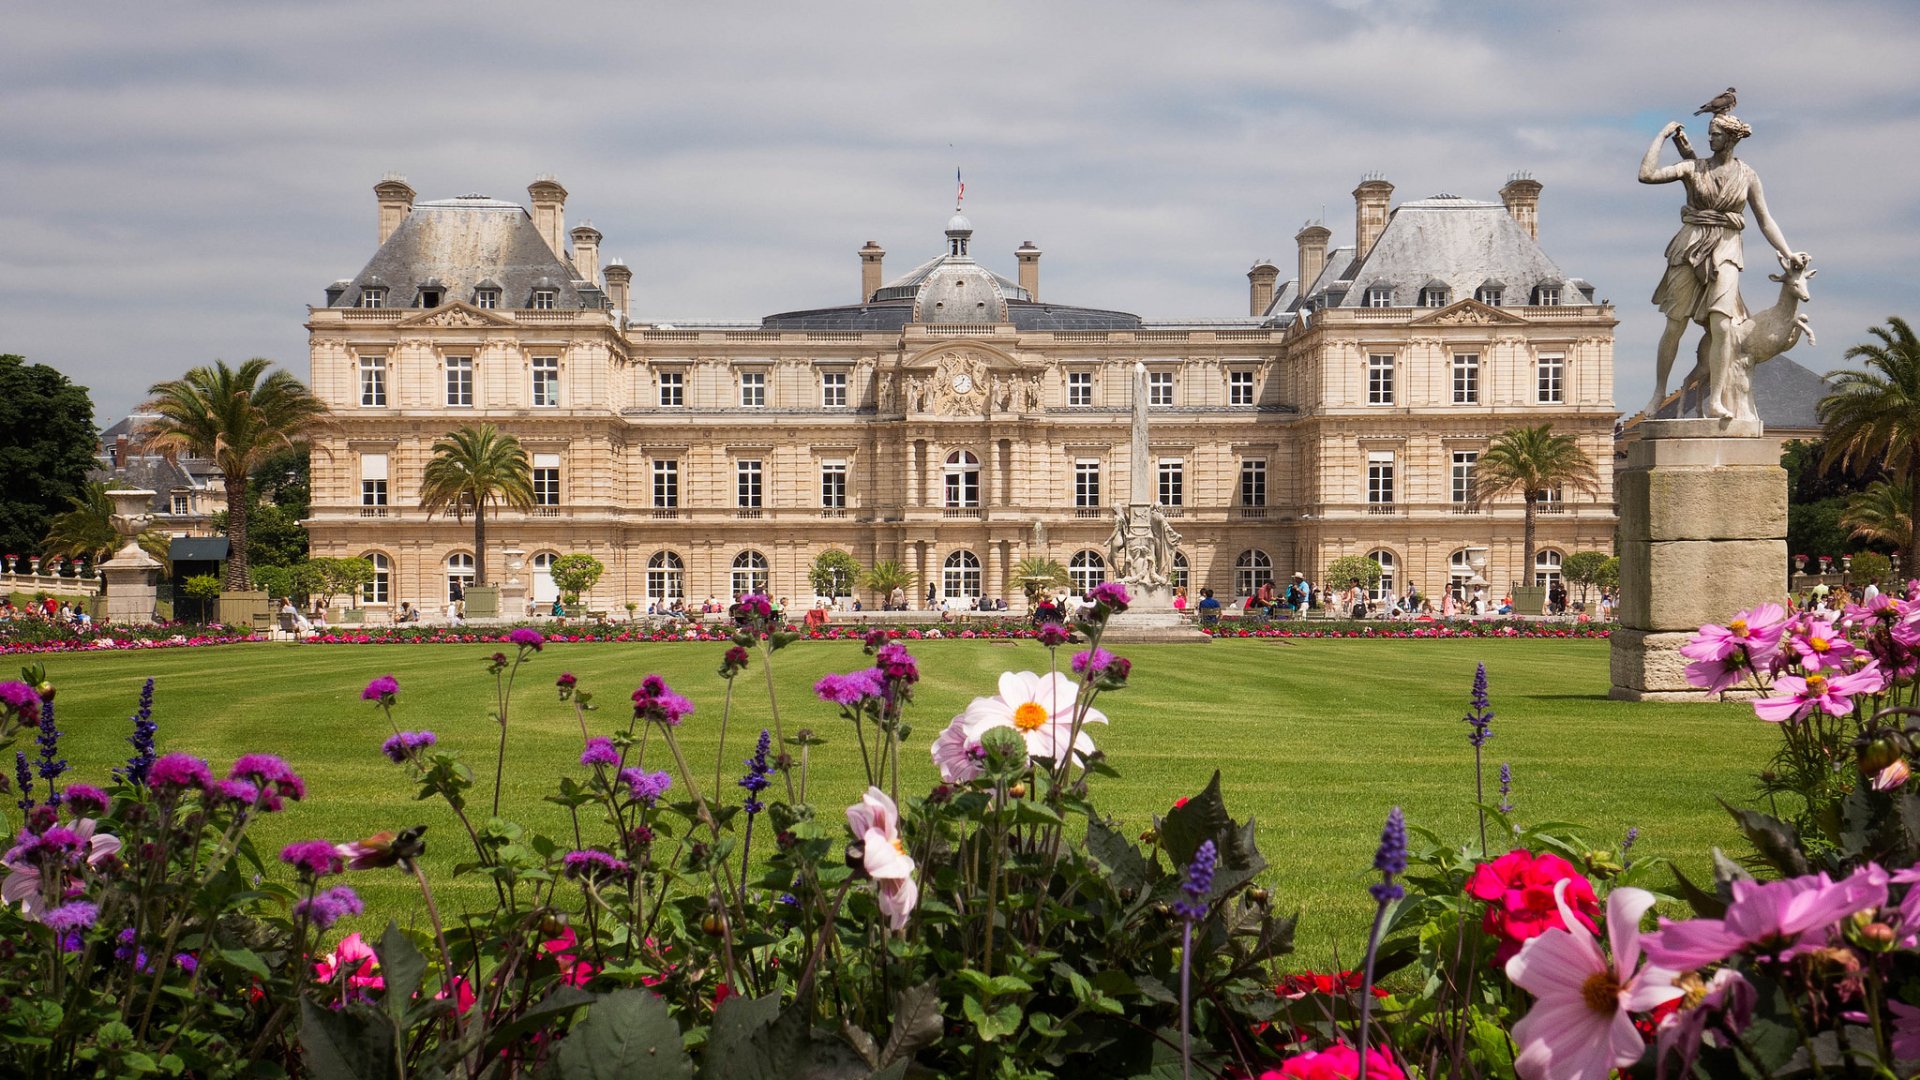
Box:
[86,457,204,516]
[329,197,597,311]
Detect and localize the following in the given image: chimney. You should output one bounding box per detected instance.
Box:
[1294,222,1332,295]
[859,240,886,301]
[1353,176,1395,260]
[570,222,603,287]
[1500,173,1543,240]
[1015,241,1042,301]
[373,174,415,246]
[602,259,632,319]
[527,176,569,259]
[1247,261,1280,316]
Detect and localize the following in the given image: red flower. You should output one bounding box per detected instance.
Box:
[1465,850,1599,963]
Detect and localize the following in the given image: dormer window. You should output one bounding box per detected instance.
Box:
[359,288,386,309]
[1419,286,1449,308]
[1365,286,1393,308]
[418,288,442,308]
[1531,285,1561,306]
[1474,286,1504,307]
[531,290,557,310]
[474,289,499,309]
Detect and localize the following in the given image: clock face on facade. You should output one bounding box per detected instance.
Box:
[951,373,974,395]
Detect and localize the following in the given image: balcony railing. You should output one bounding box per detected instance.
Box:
[942,507,983,519]
[819,507,847,519]
[1365,503,1400,516]
[531,506,561,517]
[1449,504,1482,515]
[359,506,388,518]
[1158,505,1186,518]
[651,508,682,519]
[1238,507,1268,520]
[1074,507,1104,519]
[735,508,763,519]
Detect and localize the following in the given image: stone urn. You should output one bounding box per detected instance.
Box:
[102,488,161,625]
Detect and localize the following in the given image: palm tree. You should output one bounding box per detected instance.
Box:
[861,560,918,607]
[41,481,172,568]
[1820,317,1920,573]
[1839,479,1912,552]
[1012,556,1071,604]
[418,425,533,584]
[1472,424,1600,587]
[139,359,331,590]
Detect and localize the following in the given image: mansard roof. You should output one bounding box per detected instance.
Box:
[329,196,595,311]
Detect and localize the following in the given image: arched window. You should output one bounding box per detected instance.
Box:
[1448,548,1475,599]
[647,551,684,604]
[943,550,981,599]
[944,450,980,508]
[1534,549,1564,589]
[446,553,475,603]
[1068,550,1106,595]
[361,552,390,605]
[1234,550,1272,597]
[1367,549,1397,602]
[531,551,559,604]
[731,550,769,599]
[1172,551,1189,594]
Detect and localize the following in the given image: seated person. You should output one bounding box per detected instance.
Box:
[551,598,567,617]
[1032,596,1061,625]
[1195,587,1222,624]
[851,598,863,612]
[397,601,420,623]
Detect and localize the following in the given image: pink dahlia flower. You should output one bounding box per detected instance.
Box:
[846,786,917,931]
[1259,1042,1405,1080]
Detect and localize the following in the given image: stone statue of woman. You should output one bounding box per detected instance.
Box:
[1638,112,1807,420]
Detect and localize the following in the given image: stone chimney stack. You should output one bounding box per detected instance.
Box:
[570,222,603,287]
[602,260,632,319]
[859,241,885,301]
[1246,261,1280,316]
[374,174,415,246]
[1015,241,1042,301]
[1500,173,1543,240]
[528,176,569,259]
[1353,176,1395,260]
[1294,222,1332,296]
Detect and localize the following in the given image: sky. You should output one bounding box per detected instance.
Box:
[3,0,1916,424]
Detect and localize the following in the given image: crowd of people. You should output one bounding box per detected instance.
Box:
[0,594,93,627]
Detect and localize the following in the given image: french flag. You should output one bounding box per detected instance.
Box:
[955,168,964,206]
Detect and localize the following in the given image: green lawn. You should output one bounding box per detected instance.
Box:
[22,637,1772,966]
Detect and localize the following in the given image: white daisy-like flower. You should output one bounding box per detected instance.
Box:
[956,671,1106,766]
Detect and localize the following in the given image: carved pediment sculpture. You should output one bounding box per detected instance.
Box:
[1410,300,1528,327]
[928,350,989,415]
[396,301,518,329]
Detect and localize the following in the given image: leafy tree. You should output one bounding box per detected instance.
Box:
[1852,551,1892,585]
[139,359,331,590]
[861,560,918,604]
[252,563,300,605]
[1839,479,1911,553]
[1323,554,1383,590]
[181,574,222,624]
[807,549,861,598]
[1819,317,1920,572]
[301,557,374,612]
[549,553,606,607]
[0,355,98,559]
[1012,557,1071,603]
[1596,556,1620,591]
[41,481,171,567]
[418,425,533,585]
[209,443,314,570]
[1560,550,1612,605]
[1472,424,1600,586]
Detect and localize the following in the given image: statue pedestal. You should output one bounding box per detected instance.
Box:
[103,564,158,626]
[1104,581,1209,644]
[1609,420,1785,700]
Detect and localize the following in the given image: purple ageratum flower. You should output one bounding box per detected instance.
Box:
[13,825,83,864]
[1036,622,1071,648]
[174,952,198,973]
[563,849,631,881]
[230,754,305,809]
[1088,581,1131,612]
[147,752,211,793]
[294,885,363,930]
[381,731,437,763]
[815,669,886,707]
[207,778,261,807]
[280,839,344,879]
[118,678,158,786]
[0,680,41,725]
[63,784,109,817]
[1174,839,1218,920]
[580,737,619,767]
[631,675,694,727]
[1071,648,1131,682]
[362,674,399,703]
[739,729,773,815]
[619,768,673,806]
[1370,807,1407,904]
[43,900,98,934]
[1463,662,1494,748]
[875,643,919,685]
[508,627,545,651]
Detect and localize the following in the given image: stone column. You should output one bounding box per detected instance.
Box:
[1609,420,1786,701]
[102,489,161,626]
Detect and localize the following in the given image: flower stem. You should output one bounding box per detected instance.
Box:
[1179,919,1193,1080]
[1357,897,1391,1080]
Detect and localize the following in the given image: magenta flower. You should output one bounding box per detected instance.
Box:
[206,778,261,807]
[147,753,211,793]
[1751,661,1884,723]
[631,675,694,726]
[1640,864,1889,969]
[563,849,631,881]
[43,900,99,935]
[579,737,618,767]
[1683,603,1787,663]
[361,675,399,702]
[1087,581,1130,611]
[380,731,436,763]
[294,885,363,930]
[281,839,344,879]
[508,627,545,651]
[0,680,42,725]
[1653,968,1755,1078]
[815,669,886,707]
[230,754,305,809]
[62,784,109,817]
[1036,622,1071,648]
[1783,617,1858,671]
[619,768,672,805]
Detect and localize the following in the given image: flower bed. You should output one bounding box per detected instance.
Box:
[1204,617,1612,639]
[0,624,261,655]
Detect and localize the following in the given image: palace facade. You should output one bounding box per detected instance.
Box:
[305,174,1617,613]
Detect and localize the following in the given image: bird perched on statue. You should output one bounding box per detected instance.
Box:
[1694,88,1738,116]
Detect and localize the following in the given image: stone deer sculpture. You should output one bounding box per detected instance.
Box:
[1681,253,1815,420]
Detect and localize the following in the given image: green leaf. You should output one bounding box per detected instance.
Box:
[298,998,398,1080]
[1720,800,1810,876]
[1159,771,1229,867]
[1085,817,1153,893]
[374,922,428,1032]
[219,947,272,981]
[697,993,808,1080]
[483,986,593,1059]
[551,988,693,1080]
[1669,864,1727,919]
[1467,1016,1516,1078]
[878,980,943,1067]
[961,996,1022,1042]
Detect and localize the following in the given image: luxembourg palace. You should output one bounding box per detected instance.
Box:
[304,174,1617,612]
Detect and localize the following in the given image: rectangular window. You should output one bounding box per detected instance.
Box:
[532,453,561,506]
[1367,354,1394,406]
[1066,371,1093,407]
[1451,451,1479,504]
[736,460,763,508]
[1074,460,1101,508]
[1157,459,1184,507]
[360,452,388,507]
[1420,287,1448,307]
[531,356,559,407]
[1451,353,1480,405]
[445,357,473,407]
[1240,459,1267,507]
[474,289,498,310]
[1537,353,1565,404]
[1148,371,1174,407]
[652,460,678,508]
[359,357,387,407]
[1475,286,1503,307]
[170,493,190,515]
[1228,370,1255,406]
[740,371,766,408]
[1366,287,1392,308]
[658,370,684,407]
[821,371,847,408]
[1367,451,1395,505]
[532,289,556,310]
[1533,286,1561,306]
[820,460,848,508]
[358,288,385,309]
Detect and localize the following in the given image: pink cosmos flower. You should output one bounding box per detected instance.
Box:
[1654,968,1754,1080]
[1505,882,1683,1080]
[0,819,118,919]
[1891,1000,1920,1061]
[1751,661,1884,723]
[1682,603,1787,667]
[930,715,982,784]
[1640,864,1889,969]
[953,671,1107,766]
[1872,758,1911,792]
[1784,618,1857,672]
[846,786,917,931]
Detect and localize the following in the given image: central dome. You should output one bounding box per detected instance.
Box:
[912,262,1008,325]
